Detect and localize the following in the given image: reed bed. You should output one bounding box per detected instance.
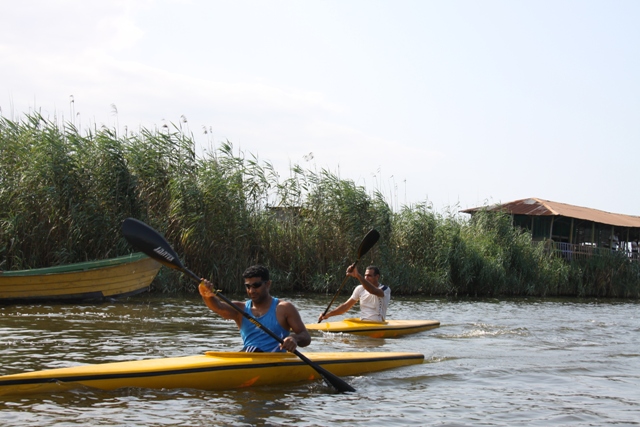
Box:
[1,113,638,298]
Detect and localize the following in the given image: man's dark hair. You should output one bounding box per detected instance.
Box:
[242,265,270,281]
[366,265,380,276]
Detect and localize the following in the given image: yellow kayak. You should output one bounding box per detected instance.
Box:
[0,351,424,396]
[306,318,440,338]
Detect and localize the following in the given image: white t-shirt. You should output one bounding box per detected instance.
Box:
[350,283,391,321]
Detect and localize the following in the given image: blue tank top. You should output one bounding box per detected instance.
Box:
[240,297,290,352]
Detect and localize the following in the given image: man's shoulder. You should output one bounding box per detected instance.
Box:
[275,299,299,311]
[350,284,366,298]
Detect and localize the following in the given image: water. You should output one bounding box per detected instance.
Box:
[1,295,639,426]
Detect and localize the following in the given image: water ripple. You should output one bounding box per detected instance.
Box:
[1,296,639,426]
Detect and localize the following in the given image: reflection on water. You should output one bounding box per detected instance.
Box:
[1,295,639,426]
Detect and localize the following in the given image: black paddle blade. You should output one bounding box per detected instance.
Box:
[357,229,380,259]
[294,352,356,393]
[121,218,184,270]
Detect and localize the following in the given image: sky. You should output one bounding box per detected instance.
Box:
[2,0,639,215]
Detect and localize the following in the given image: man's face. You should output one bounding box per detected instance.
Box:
[244,277,270,301]
[364,269,379,284]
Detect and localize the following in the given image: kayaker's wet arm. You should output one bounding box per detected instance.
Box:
[318,298,358,322]
[280,301,311,351]
[281,331,310,352]
[199,279,242,325]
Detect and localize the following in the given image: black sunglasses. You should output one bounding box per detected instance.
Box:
[244,280,266,290]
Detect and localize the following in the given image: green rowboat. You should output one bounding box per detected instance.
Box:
[0,253,161,302]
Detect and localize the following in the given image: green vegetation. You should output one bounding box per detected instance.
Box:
[1,113,638,298]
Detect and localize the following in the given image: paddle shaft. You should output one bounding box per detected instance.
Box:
[120,218,354,393]
[319,260,360,321]
[319,229,379,323]
[178,267,301,352]
[173,264,355,392]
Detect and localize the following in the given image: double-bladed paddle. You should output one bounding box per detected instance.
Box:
[120,217,355,393]
[319,228,380,323]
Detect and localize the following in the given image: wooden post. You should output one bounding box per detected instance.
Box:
[611,226,615,250]
[570,218,574,244]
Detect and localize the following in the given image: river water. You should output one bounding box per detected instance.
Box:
[0,294,639,426]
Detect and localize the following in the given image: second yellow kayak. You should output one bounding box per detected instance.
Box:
[306,318,440,338]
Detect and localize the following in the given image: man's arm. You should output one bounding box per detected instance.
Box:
[355,275,384,296]
[318,297,358,321]
[199,280,243,326]
[279,301,311,351]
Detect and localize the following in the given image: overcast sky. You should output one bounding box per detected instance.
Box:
[2,0,639,215]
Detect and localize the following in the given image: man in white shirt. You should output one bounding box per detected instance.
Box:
[318,264,391,322]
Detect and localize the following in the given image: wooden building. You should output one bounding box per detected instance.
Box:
[461,198,640,260]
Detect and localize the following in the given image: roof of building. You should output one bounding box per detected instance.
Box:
[461,198,640,228]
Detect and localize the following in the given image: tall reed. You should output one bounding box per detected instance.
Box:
[1,112,638,297]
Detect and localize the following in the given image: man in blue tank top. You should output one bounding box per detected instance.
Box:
[199,265,311,353]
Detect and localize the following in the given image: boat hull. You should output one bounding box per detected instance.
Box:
[0,351,424,396]
[306,318,440,338]
[0,253,161,302]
